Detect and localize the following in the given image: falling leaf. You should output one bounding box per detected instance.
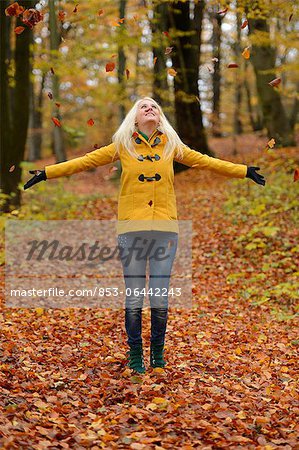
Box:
[55,102,60,108]
[165,46,173,55]
[294,168,299,182]
[268,77,281,87]
[241,19,248,29]
[50,67,55,75]
[195,96,200,103]
[58,10,66,22]
[212,57,219,62]
[14,26,25,34]
[163,31,170,38]
[98,9,104,16]
[73,4,78,13]
[105,62,115,72]
[112,17,125,26]
[22,8,43,28]
[168,68,177,77]
[87,118,94,127]
[227,63,239,68]
[51,117,61,127]
[5,2,25,17]
[267,138,276,148]
[242,47,250,59]
[218,7,228,14]
[148,200,153,207]
[48,92,53,100]
[9,165,16,173]
[111,54,117,58]
[288,13,293,22]
[125,68,130,80]
[153,56,157,66]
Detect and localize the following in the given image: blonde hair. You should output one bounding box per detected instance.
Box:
[112,97,185,161]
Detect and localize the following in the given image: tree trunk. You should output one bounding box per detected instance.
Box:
[117,0,127,124]
[49,0,66,162]
[1,0,35,212]
[27,72,45,161]
[168,0,210,175]
[247,12,295,146]
[152,2,171,110]
[233,10,243,135]
[243,61,263,132]
[210,6,222,137]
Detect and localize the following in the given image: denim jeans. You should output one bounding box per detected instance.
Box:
[118,230,178,346]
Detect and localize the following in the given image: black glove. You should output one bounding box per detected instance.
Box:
[24,170,47,190]
[246,166,266,186]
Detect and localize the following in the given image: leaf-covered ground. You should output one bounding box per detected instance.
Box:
[0,135,298,449]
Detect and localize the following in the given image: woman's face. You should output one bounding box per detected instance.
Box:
[135,99,160,129]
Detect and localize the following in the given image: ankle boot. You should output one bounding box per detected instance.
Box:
[127,343,146,374]
[150,342,166,368]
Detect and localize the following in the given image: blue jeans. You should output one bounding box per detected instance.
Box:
[118,230,178,346]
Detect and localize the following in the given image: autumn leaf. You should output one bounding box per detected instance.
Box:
[9,165,15,173]
[111,54,117,58]
[73,4,79,13]
[51,117,61,127]
[87,118,94,127]
[22,8,43,28]
[112,17,125,26]
[242,47,250,59]
[5,2,25,17]
[125,68,130,80]
[289,13,293,22]
[98,9,104,16]
[162,31,170,39]
[268,77,281,87]
[165,46,173,55]
[207,66,213,73]
[153,56,157,66]
[267,138,275,148]
[55,102,61,108]
[14,26,25,35]
[168,68,177,77]
[58,10,66,22]
[105,62,115,72]
[50,67,55,75]
[148,200,153,207]
[227,63,239,68]
[218,7,228,14]
[48,92,53,100]
[294,168,299,182]
[241,19,248,29]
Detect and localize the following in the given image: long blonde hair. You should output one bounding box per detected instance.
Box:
[112,97,185,161]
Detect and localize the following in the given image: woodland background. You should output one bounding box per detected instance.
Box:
[0,0,298,448]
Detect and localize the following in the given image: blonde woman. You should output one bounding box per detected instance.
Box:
[24,97,266,374]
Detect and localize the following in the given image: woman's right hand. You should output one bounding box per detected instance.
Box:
[24,170,47,190]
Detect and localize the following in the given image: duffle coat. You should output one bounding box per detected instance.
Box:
[45,129,248,234]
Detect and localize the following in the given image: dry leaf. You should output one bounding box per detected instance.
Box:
[5,2,25,17]
[98,9,104,16]
[51,117,61,127]
[218,7,228,14]
[227,63,239,68]
[9,165,16,173]
[14,26,25,35]
[106,62,115,72]
[153,56,157,66]
[242,47,250,59]
[48,92,53,100]
[125,68,130,80]
[58,10,65,22]
[165,47,173,55]
[267,138,275,148]
[294,168,299,182]
[268,77,281,87]
[168,68,177,77]
[87,118,94,127]
[73,4,78,13]
[241,19,248,29]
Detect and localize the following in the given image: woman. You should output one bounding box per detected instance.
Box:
[24,97,266,374]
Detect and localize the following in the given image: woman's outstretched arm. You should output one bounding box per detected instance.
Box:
[24,143,119,190]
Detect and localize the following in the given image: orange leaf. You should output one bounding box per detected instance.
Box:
[153,56,157,66]
[267,138,275,148]
[48,92,53,100]
[5,2,25,17]
[51,117,61,127]
[73,4,78,13]
[87,118,94,127]
[98,9,104,16]
[125,68,130,80]
[227,63,239,68]
[55,102,61,108]
[21,8,43,29]
[105,62,115,72]
[218,7,228,14]
[165,46,173,55]
[168,68,177,77]
[58,10,66,22]
[241,19,248,29]
[9,165,15,173]
[111,54,117,58]
[268,77,281,87]
[163,31,170,39]
[242,47,250,59]
[14,26,25,34]
[294,168,299,182]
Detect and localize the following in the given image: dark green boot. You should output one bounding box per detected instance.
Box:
[127,343,146,374]
[150,343,166,368]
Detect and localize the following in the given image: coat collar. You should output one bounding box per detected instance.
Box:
[132,128,163,147]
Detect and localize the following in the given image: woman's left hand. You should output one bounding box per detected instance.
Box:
[246,166,266,186]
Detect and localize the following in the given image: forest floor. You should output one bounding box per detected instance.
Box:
[0,134,298,449]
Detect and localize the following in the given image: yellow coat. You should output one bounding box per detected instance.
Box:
[45,129,247,234]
